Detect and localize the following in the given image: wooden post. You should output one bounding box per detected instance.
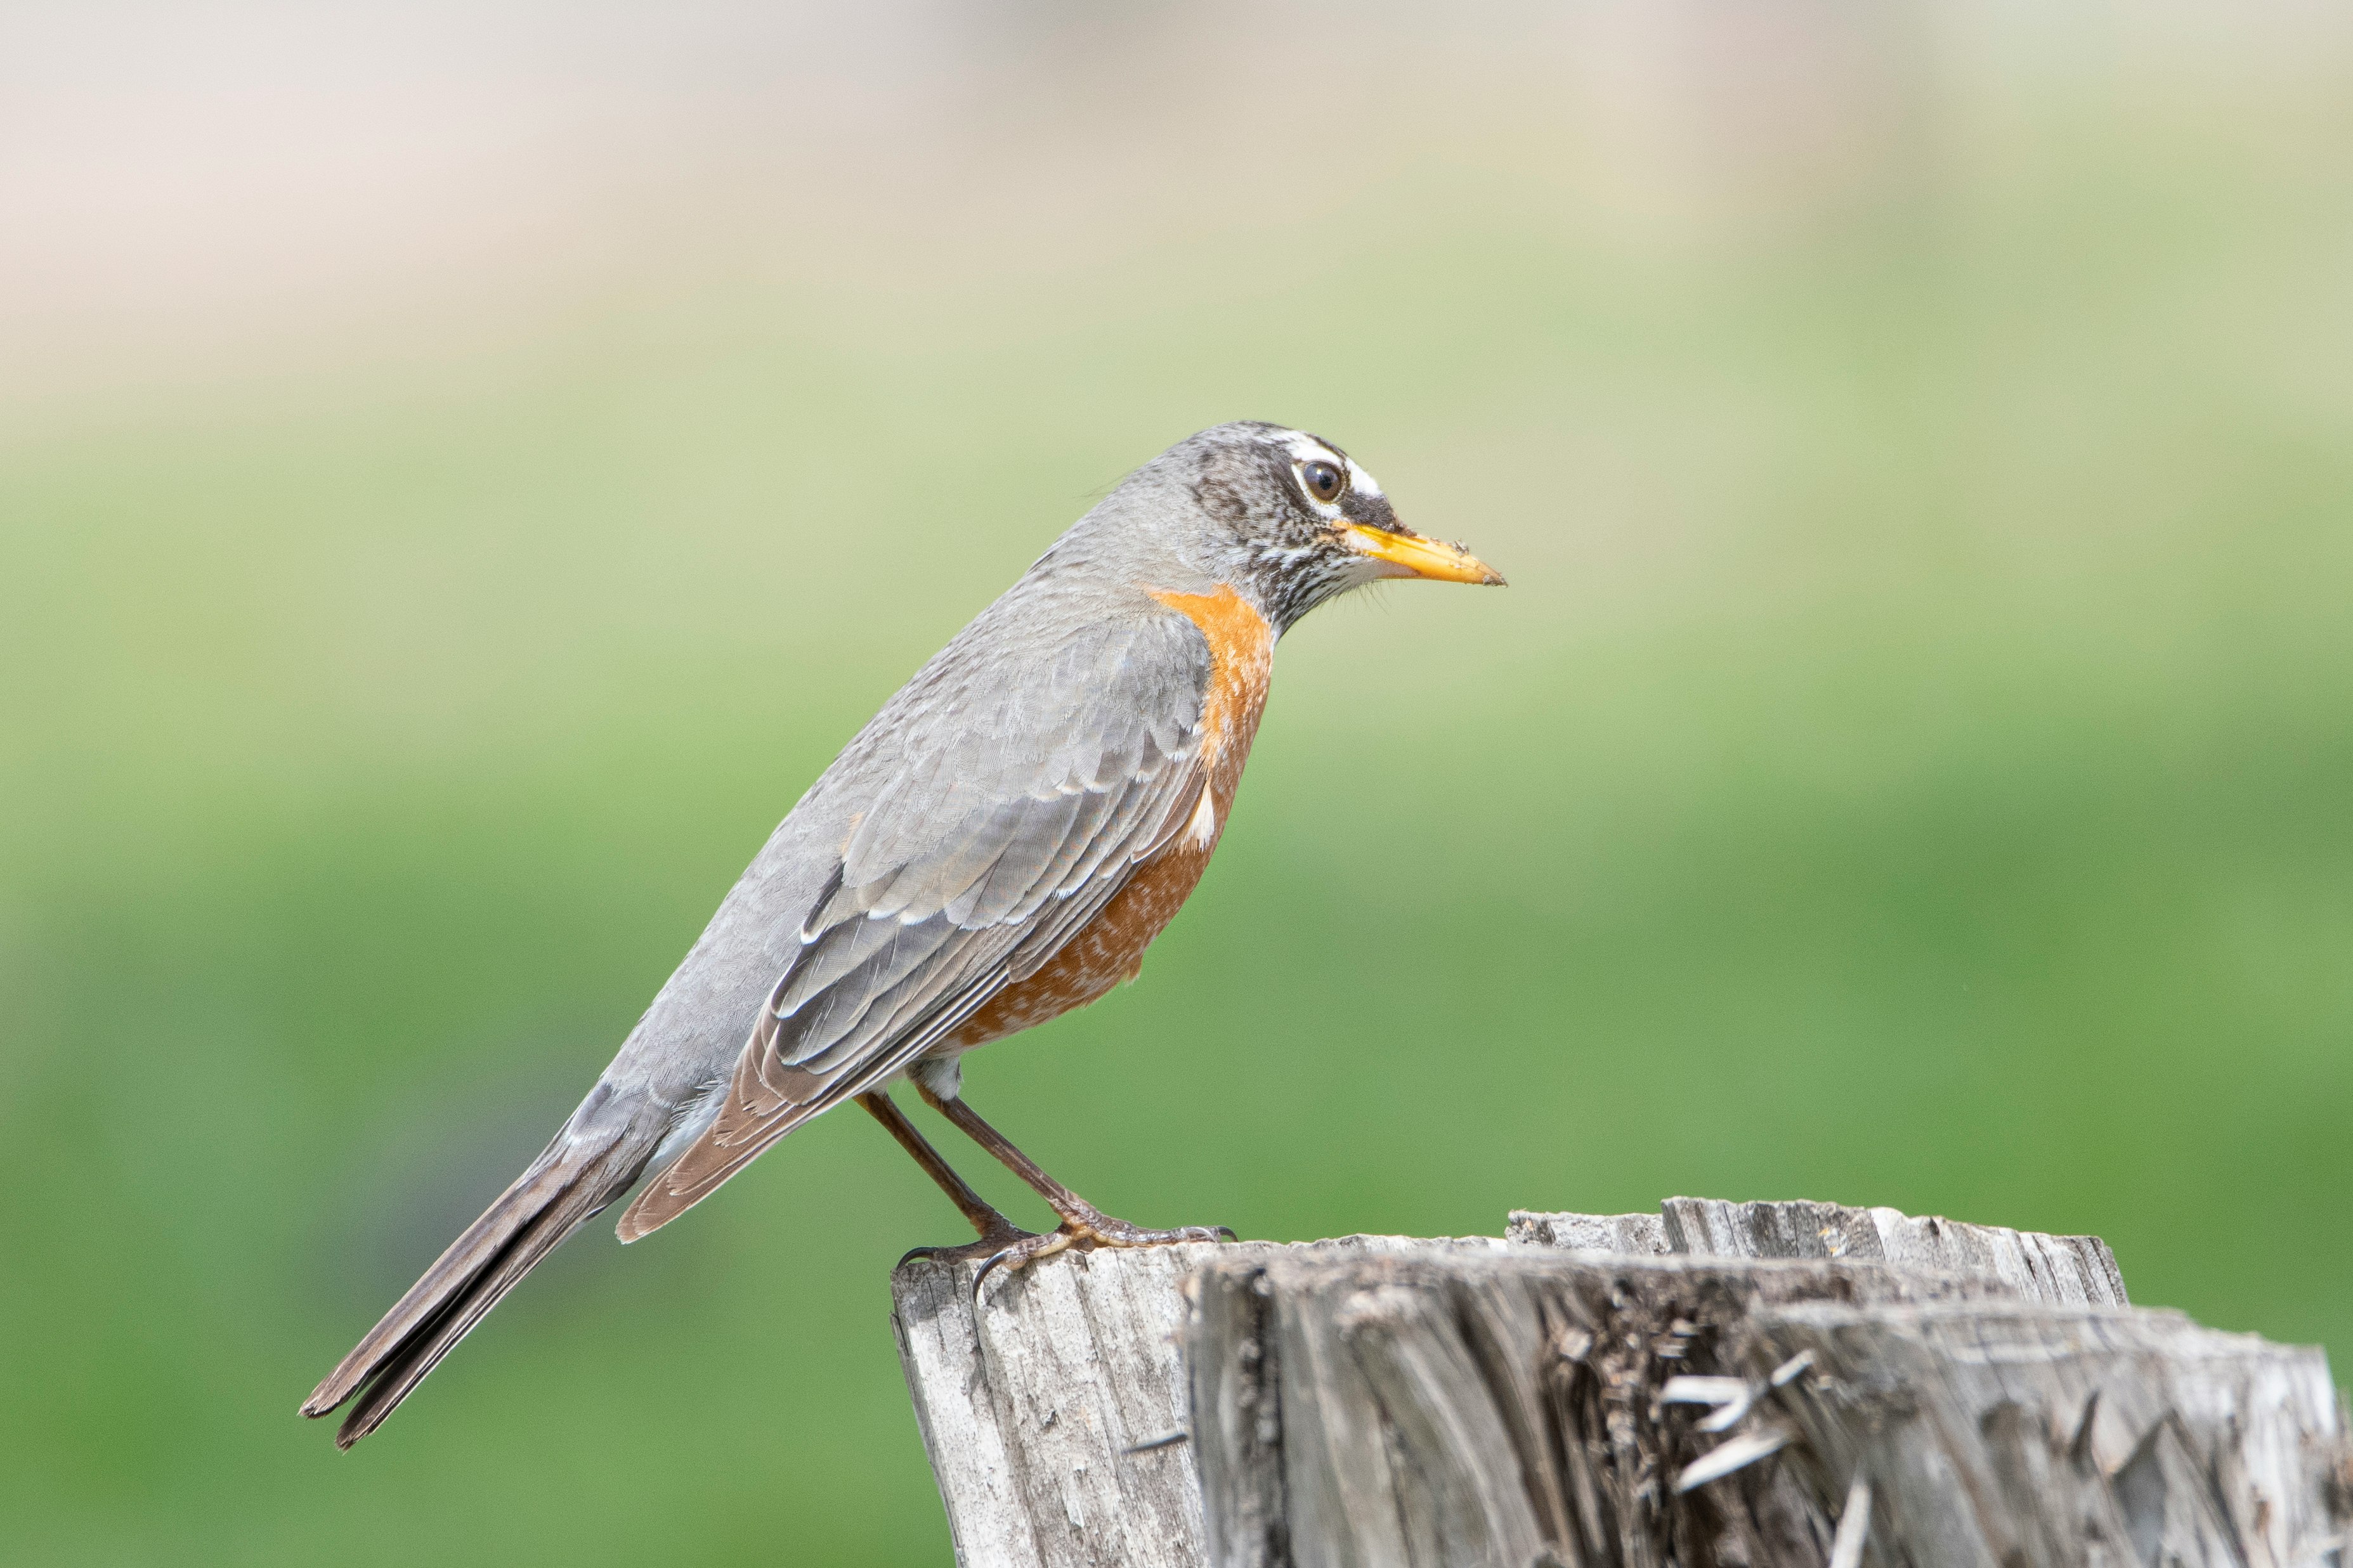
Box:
[892,1234,1519,1567]
[889,1202,2349,1567]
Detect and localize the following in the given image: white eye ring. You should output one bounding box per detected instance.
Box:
[1298,458,1346,506]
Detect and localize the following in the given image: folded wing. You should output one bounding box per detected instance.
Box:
[615,608,1209,1240]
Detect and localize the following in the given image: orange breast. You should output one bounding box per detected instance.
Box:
[941,586,1274,1050]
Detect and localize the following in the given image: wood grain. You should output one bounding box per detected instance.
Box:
[892,1234,1511,1568]
[890,1202,2342,1568]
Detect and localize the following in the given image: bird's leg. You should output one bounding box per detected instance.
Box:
[916,1085,1234,1287]
[856,1091,1033,1260]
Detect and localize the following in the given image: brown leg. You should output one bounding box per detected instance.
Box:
[856,1090,1029,1252]
[916,1084,1234,1290]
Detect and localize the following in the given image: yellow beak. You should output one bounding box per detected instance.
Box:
[1340,524,1507,586]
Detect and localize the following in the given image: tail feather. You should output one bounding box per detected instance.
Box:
[302,1116,653,1447]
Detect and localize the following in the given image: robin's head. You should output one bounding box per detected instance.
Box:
[1145,422,1504,633]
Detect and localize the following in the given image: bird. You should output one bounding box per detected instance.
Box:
[301,420,1503,1447]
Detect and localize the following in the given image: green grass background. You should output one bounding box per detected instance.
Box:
[4,8,2351,1564]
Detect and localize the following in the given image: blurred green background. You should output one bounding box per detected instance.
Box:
[4,2,2350,1562]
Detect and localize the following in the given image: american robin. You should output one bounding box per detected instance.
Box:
[303,421,1502,1446]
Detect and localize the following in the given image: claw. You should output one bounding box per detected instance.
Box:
[971,1226,1078,1302]
[966,1217,1237,1305]
[972,1249,1012,1304]
[903,1223,1040,1280]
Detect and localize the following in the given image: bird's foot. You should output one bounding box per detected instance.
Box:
[974,1210,1237,1299]
[898,1218,1038,1270]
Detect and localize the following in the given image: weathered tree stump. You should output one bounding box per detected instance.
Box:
[889,1201,2349,1568]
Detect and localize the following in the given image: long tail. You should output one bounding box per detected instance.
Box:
[301,1094,662,1448]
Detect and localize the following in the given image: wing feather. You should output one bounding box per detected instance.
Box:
[613,609,1211,1241]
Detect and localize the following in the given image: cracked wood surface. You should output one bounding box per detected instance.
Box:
[1509,1198,2128,1308]
[1188,1253,2344,1568]
[891,1234,1511,1568]
[890,1200,2343,1568]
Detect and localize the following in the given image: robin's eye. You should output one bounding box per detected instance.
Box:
[1301,460,1345,504]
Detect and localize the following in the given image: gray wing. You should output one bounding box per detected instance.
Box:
[615,607,1210,1239]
